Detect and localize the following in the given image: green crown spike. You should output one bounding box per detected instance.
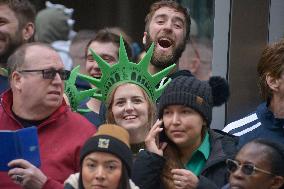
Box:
[0,68,8,77]
[85,36,176,103]
[64,65,99,113]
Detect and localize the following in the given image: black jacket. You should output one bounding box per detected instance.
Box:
[132,129,238,189]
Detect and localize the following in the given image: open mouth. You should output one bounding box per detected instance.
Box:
[158,38,173,49]
[123,115,137,120]
[91,68,102,77]
[91,73,102,78]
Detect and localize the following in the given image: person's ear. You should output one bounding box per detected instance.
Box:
[11,71,22,91]
[188,57,200,74]
[266,74,280,92]
[22,22,35,42]
[142,32,147,45]
[270,175,284,189]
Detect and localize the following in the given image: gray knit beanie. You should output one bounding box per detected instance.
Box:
[158,75,229,126]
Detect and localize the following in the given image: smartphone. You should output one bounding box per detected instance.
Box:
[158,122,170,143]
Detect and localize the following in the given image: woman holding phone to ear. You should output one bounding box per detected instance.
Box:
[132,75,238,189]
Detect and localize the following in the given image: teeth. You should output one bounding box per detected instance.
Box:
[124,115,136,120]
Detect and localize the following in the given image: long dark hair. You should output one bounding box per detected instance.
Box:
[161,123,208,189]
[78,163,131,189]
[117,165,131,189]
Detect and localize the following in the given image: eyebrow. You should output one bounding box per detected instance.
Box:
[154,14,185,24]
[114,96,145,101]
[87,53,116,59]
[85,157,120,164]
[153,14,167,20]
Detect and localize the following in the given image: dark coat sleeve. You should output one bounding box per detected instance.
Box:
[64,183,75,189]
[197,175,219,189]
[132,150,165,189]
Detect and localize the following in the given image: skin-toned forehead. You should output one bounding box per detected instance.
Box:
[24,45,63,67]
[0,4,17,19]
[87,41,119,55]
[114,83,147,99]
[84,151,122,163]
[152,6,186,22]
[236,142,271,165]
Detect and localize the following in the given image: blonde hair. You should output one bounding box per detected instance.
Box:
[106,83,156,131]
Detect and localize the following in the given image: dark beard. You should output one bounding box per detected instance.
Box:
[145,34,186,69]
[0,29,24,68]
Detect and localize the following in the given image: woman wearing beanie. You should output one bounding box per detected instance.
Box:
[64,124,139,189]
[132,75,239,189]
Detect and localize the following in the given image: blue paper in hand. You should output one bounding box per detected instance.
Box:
[0,126,41,171]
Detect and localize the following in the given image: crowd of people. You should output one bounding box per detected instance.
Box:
[0,0,284,189]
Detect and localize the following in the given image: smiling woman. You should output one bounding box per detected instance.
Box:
[75,36,175,155]
[106,83,156,154]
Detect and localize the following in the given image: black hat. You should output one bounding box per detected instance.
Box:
[80,124,132,176]
[158,75,229,126]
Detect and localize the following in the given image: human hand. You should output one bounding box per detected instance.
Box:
[171,169,199,189]
[145,119,167,156]
[8,159,47,189]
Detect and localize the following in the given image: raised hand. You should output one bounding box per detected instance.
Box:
[145,119,167,156]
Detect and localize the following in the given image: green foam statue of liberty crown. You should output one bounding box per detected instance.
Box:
[78,36,176,103]
[0,68,8,76]
[64,66,101,113]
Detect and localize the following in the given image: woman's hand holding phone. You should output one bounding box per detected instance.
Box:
[145,119,167,156]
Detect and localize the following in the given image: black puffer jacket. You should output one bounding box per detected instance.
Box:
[132,129,238,189]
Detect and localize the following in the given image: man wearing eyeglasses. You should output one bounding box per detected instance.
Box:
[0,43,96,189]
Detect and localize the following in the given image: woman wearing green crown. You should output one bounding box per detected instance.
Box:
[64,36,175,188]
[65,36,175,155]
[105,81,157,154]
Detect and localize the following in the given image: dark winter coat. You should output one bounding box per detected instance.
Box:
[132,129,238,189]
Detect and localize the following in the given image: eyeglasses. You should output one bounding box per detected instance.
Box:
[18,69,70,80]
[226,159,274,176]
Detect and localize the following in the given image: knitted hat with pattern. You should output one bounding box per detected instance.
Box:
[158,75,229,126]
[80,124,132,175]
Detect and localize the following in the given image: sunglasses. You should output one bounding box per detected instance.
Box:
[18,69,70,80]
[226,159,274,176]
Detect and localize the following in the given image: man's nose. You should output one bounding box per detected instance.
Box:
[162,20,173,32]
[52,72,63,84]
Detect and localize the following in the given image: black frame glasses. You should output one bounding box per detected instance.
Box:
[226,159,274,176]
[18,69,70,80]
